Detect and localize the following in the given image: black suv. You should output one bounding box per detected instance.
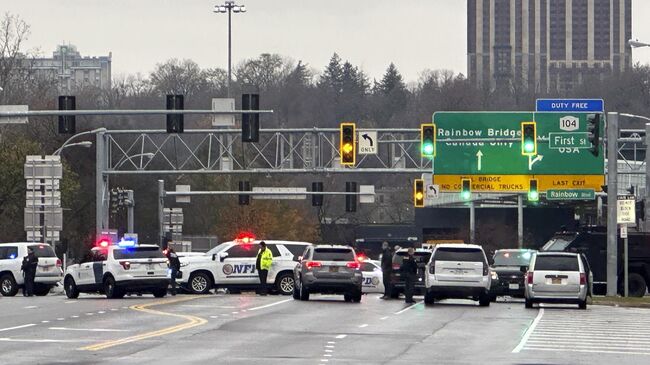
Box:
[389,248,432,298]
[488,249,535,300]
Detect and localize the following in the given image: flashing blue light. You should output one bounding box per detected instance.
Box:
[9,254,16,259]
[522,251,532,260]
[117,239,137,248]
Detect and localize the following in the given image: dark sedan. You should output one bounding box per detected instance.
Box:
[489,249,535,301]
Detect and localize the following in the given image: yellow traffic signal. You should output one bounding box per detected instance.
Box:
[414,179,425,207]
[340,122,356,166]
[521,121,537,156]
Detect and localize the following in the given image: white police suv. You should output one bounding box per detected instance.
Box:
[0,242,63,296]
[179,237,312,295]
[64,238,169,299]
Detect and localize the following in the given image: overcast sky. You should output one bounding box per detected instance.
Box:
[4,0,650,82]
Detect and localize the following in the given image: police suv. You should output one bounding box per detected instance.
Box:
[0,243,63,296]
[179,239,312,295]
[64,239,169,299]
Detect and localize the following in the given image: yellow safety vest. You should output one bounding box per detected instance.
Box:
[257,249,273,270]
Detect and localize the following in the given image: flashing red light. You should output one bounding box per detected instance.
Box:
[97,238,111,248]
[346,261,360,270]
[306,261,322,269]
[234,231,256,244]
[356,254,367,262]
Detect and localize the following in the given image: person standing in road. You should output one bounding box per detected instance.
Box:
[380,241,393,299]
[401,247,418,304]
[21,247,39,297]
[166,247,181,296]
[256,241,273,295]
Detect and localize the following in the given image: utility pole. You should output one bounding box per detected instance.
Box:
[517,195,523,248]
[606,112,619,296]
[127,190,134,233]
[645,123,650,231]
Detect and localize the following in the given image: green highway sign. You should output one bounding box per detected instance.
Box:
[546,189,596,200]
[432,112,605,175]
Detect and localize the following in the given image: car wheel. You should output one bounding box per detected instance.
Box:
[424,292,434,306]
[104,277,122,299]
[479,294,490,307]
[275,273,294,296]
[152,288,167,298]
[343,293,351,302]
[0,274,18,297]
[352,289,362,303]
[525,298,533,309]
[578,299,587,310]
[489,294,497,303]
[189,272,212,295]
[299,283,310,301]
[627,273,647,298]
[64,277,79,299]
[33,285,50,296]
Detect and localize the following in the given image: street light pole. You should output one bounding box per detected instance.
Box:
[214,1,246,97]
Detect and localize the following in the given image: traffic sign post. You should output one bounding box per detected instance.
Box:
[617,194,635,298]
[358,131,377,155]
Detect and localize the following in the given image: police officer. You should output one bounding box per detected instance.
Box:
[166,247,181,296]
[400,247,418,304]
[21,247,39,297]
[380,241,393,299]
[256,241,273,295]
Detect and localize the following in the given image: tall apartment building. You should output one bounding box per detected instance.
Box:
[467,0,631,93]
[30,44,112,92]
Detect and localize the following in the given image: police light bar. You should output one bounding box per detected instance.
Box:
[117,238,137,248]
[234,231,256,244]
[96,238,112,248]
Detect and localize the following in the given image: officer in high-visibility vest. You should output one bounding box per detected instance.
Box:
[256,241,273,295]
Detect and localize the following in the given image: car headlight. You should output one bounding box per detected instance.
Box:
[490,271,498,280]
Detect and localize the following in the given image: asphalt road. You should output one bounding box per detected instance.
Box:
[0,293,649,364]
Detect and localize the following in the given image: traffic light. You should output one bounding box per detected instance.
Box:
[528,179,539,202]
[166,94,184,133]
[461,178,471,200]
[110,188,119,214]
[414,179,425,207]
[58,95,76,134]
[345,181,357,212]
[238,181,251,205]
[587,113,601,156]
[521,121,537,156]
[312,182,324,207]
[242,93,260,142]
[421,123,436,158]
[340,122,356,166]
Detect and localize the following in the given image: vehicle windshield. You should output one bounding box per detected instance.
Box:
[113,247,165,260]
[534,255,580,271]
[313,248,354,261]
[393,251,432,264]
[541,235,576,251]
[433,247,485,262]
[493,251,534,267]
[206,243,229,255]
[28,244,56,258]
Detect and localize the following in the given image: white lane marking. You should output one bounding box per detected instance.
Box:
[110,308,118,311]
[85,313,93,316]
[394,301,422,315]
[0,324,36,332]
[512,308,544,353]
[210,316,219,319]
[97,311,106,314]
[221,314,229,316]
[64,301,77,304]
[232,311,239,314]
[325,349,333,353]
[325,345,335,348]
[247,298,292,311]
[335,334,347,339]
[522,346,650,356]
[71,315,79,318]
[320,360,328,362]
[56,318,65,321]
[23,306,37,309]
[41,321,49,324]
[380,316,389,320]
[358,324,368,328]
[525,343,650,351]
[242,309,247,312]
[327,341,336,344]
[324,354,332,357]
[530,334,650,342]
[0,338,93,343]
[48,327,129,332]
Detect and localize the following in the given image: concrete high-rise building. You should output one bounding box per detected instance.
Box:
[30,44,112,92]
[467,0,631,93]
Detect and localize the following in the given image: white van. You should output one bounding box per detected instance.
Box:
[0,242,63,296]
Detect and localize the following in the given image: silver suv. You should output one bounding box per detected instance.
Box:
[524,252,588,309]
[293,245,363,302]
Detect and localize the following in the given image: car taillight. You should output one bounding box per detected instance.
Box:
[346,262,360,270]
[429,262,435,274]
[526,272,533,284]
[580,273,586,285]
[56,259,62,268]
[120,261,131,270]
[306,261,321,269]
[392,263,401,270]
[482,263,489,276]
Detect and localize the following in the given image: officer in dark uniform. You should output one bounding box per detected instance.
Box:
[166,247,181,296]
[21,247,39,297]
[400,247,418,304]
[380,241,393,299]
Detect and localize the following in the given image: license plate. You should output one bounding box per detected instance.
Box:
[329,266,338,273]
[147,264,154,270]
[551,278,562,284]
[508,283,519,290]
[42,266,50,272]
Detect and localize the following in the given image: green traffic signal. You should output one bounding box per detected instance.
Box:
[461,178,471,200]
[528,179,539,201]
[423,143,434,155]
[421,123,436,158]
[521,122,537,156]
